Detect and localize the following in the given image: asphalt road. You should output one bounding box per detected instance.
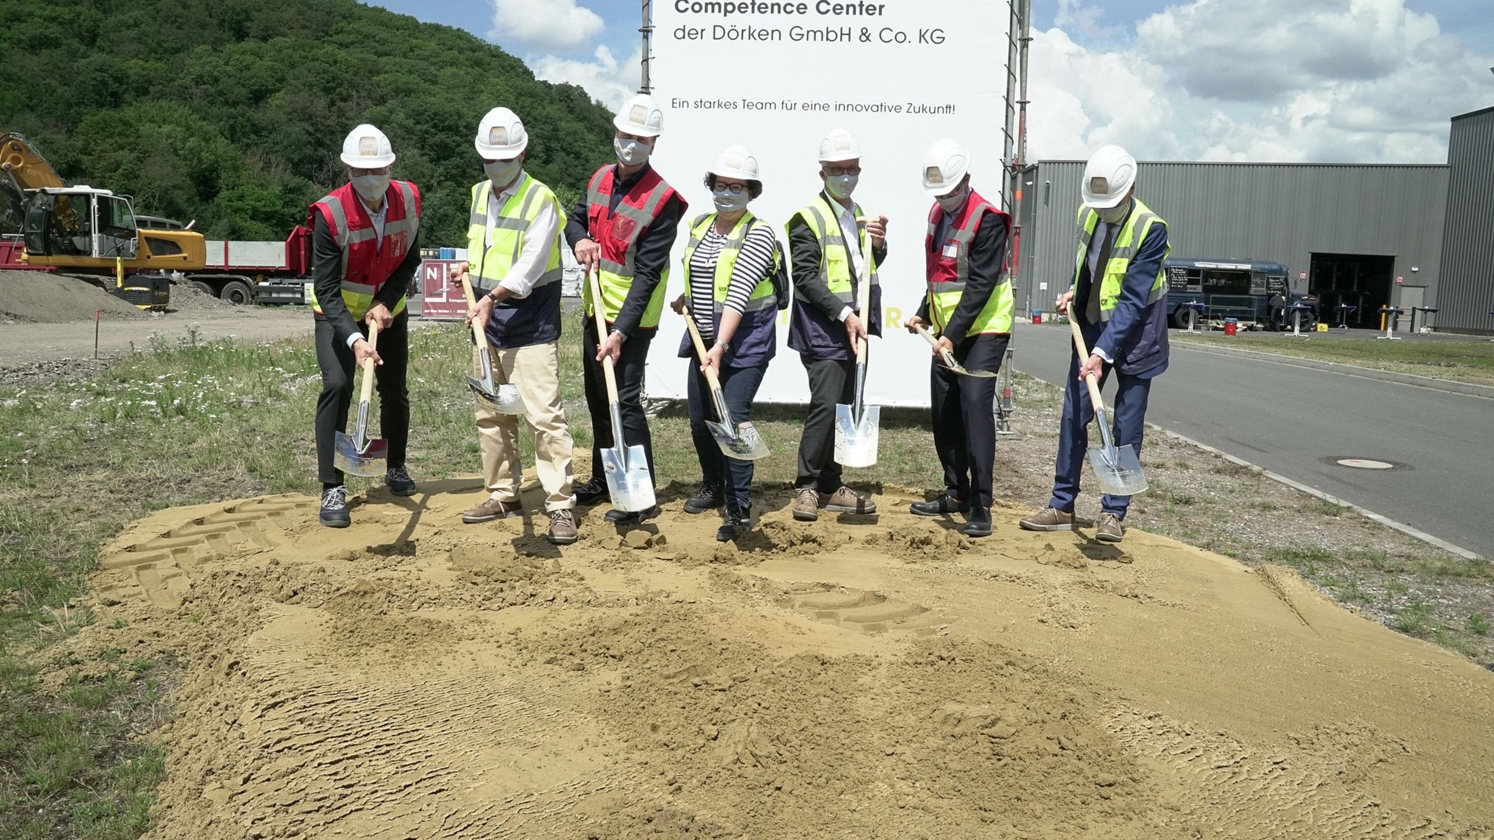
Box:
[1010,322,1494,559]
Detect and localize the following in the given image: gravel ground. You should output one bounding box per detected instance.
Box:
[168,282,244,312]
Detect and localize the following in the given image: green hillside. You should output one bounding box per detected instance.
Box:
[0,0,617,245]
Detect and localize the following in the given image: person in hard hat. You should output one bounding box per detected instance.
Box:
[669,145,785,541]
[1020,145,1170,544]
[784,128,885,523]
[904,139,1012,538]
[564,93,687,526]
[310,123,423,528]
[447,107,578,545]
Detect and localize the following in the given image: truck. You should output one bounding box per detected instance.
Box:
[1164,258,1319,331]
[185,226,315,305]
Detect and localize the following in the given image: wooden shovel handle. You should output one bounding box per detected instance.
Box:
[586,266,622,404]
[1068,315,1107,411]
[358,321,380,406]
[680,308,725,392]
[915,324,959,369]
[459,271,493,355]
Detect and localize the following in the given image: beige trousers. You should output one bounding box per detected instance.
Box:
[473,341,575,511]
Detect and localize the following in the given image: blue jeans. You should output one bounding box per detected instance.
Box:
[1049,343,1153,519]
[687,361,766,511]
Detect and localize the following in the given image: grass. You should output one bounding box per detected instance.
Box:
[1171,331,1494,387]
[2,315,1491,837]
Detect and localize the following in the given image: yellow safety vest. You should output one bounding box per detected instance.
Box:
[308,181,418,319]
[925,197,1013,336]
[1071,197,1169,320]
[465,173,566,290]
[788,194,878,308]
[682,211,778,313]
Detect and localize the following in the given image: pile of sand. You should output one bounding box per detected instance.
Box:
[71,479,1494,838]
[0,269,146,323]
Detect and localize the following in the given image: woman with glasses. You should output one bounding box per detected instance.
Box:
[670,145,783,541]
[784,128,886,525]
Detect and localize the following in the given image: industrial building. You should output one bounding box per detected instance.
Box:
[1015,106,1492,334]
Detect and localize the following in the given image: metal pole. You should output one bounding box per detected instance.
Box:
[996,0,1030,441]
[1001,0,1019,214]
[639,0,654,93]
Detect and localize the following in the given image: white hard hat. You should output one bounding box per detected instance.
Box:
[340,124,396,168]
[709,145,760,181]
[921,138,969,196]
[613,93,664,138]
[1081,145,1137,209]
[818,128,860,163]
[474,107,528,159]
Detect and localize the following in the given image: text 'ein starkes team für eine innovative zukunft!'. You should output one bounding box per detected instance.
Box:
[671,1,947,46]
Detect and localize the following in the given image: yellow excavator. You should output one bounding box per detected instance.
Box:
[0,132,206,308]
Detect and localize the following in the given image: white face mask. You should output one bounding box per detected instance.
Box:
[825,174,858,200]
[483,158,523,188]
[351,174,390,204]
[1097,200,1130,224]
[712,186,749,214]
[936,189,968,216]
[614,137,651,167]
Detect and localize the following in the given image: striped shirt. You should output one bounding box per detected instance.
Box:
[688,221,777,341]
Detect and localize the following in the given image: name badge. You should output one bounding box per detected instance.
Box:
[942,241,959,259]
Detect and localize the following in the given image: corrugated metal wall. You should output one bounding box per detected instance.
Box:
[1436,107,1494,335]
[1016,160,1449,320]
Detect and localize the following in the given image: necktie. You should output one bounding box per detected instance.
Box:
[1083,223,1118,326]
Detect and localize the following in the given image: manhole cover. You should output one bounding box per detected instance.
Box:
[1318,456,1410,471]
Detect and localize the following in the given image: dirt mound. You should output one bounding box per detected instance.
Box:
[168,281,241,311]
[63,480,1494,838]
[0,269,148,323]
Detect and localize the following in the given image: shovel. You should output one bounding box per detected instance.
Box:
[587,266,656,512]
[1068,316,1148,497]
[333,321,388,478]
[914,325,999,378]
[681,311,769,461]
[834,221,879,468]
[459,271,525,415]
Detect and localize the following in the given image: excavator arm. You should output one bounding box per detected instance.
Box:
[1,133,65,236]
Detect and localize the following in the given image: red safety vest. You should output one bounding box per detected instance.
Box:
[924,189,1014,335]
[584,164,684,329]
[309,180,421,318]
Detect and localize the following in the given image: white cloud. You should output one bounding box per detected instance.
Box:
[532,45,642,111]
[1028,0,1494,163]
[488,0,604,52]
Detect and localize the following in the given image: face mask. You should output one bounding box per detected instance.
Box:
[1097,200,1130,224]
[825,174,858,200]
[351,174,390,204]
[614,138,651,166]
[712,187,749,214]
[936,189,968,216]
[483,158,522,188]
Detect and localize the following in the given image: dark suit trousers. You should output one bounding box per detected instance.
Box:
[314,311,409,485]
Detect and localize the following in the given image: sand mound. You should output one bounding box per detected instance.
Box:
[70,480,1494,838]
[0,269,147,323]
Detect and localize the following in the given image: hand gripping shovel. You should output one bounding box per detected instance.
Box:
[681,311,769,460]
[333,321,388,477]
[460,272,525,415]
[914,325,1000,378]
[587,266,656,511]
[833,224,879,468]
[1069,317,1148,497]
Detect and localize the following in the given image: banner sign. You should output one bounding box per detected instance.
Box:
[647,0,1008,407]
[418,259,466,320]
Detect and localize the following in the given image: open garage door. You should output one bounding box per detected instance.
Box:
[1309,253,1394,328]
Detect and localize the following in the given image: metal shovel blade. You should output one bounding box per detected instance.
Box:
[707,419,769,461]
[1086,405,1148,496]
[469,379,526,415]
[600,402,655,512]
[834,403,880,468]
[947,363,999,378]
[334,399,387,477]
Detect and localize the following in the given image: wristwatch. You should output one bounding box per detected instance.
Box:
[715,340,730,354]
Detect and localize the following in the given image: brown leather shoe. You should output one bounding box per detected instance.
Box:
[1095,512,1125,544]
[1018,506,1074,531]
[791,487,820,521]
[461,497,523,524]
[820,486,876,515]
[547,509,578,545]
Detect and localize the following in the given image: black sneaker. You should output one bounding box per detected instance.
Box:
[574,479,609,506]
[320,486,350,528]
[604,505,660,526]
[683,484,723,514]
[716,503,751,542]
[962,505,993,538]
[910,492,969,517]
[385,466,417,497]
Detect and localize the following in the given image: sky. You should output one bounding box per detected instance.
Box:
[370,0,1494,163]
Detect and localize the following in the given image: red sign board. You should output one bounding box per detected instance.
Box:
[1395,273,1404,285]
[1297,270,1307,282]
[418,260,466,319]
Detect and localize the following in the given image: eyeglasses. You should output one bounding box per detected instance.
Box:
[823,166,861,176]
[714,183,748,195]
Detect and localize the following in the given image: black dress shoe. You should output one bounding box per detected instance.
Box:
[604,505,660,525]
[716,503,750,542]
[574,479,609,505]
[910,492,969,517]
[961,505,993,537]
[319,486,350,528]
[683,484,724,514]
